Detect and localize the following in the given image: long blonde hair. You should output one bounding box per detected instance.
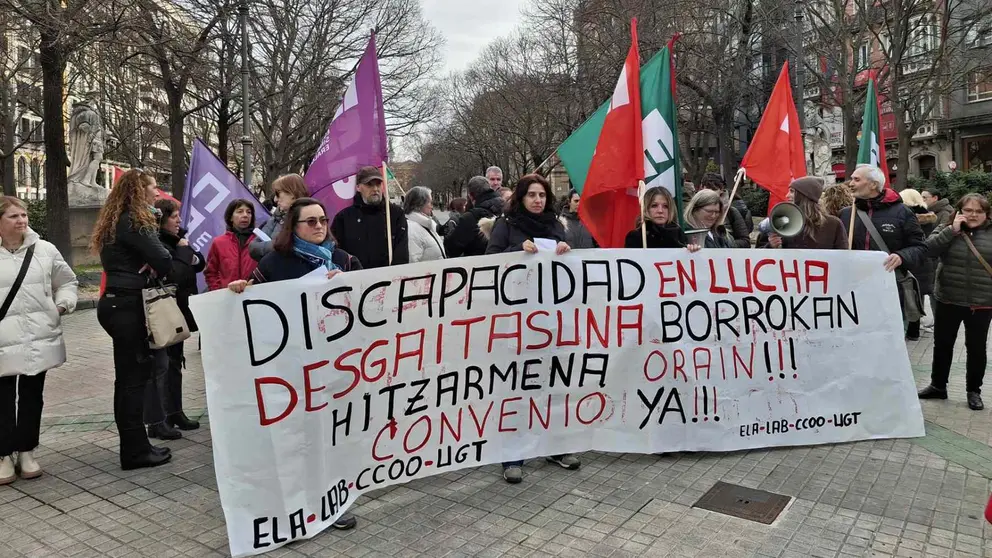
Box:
[637,186,678,227]
[684,189,723,230]
[90,170,159,254]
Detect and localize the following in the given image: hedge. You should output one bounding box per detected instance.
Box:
[907,171,992,204]
[27,199,46,239]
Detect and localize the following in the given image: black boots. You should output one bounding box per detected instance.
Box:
[147,422,182,440]
[967,392,984,411]
[122,448,171,471]
[167,412,200,431]
[918,385,948,399]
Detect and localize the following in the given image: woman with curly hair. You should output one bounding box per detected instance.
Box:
[820,182,854,218]
[91,169,174,471]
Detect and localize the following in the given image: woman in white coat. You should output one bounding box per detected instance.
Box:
[404,186,446,263]
[0,196,77,485]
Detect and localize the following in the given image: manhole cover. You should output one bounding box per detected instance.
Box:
[692,481,791,524]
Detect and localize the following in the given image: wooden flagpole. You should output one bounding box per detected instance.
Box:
[638,180,648,248]
[847,198,857,249]
[383,162,393,265]
[719,168,747,226]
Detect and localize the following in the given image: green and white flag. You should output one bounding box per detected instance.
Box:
[558,48,684,222]
[856,73,890,187]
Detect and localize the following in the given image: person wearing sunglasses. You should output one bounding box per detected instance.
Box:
[228,198,361,288]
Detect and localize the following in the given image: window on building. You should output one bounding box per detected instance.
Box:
[16,158,27,190]
[968,68,992,102]
[856,42,871,71]
[966,14,992,48]
[30,159,41,197]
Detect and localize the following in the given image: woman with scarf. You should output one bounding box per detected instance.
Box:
[227,197,359,530]
[483,174,580,484]
[624,186,700,252]
[250,173,309,261]
[204,199,258,291]
[485,174,571,256]
[144,199,205,441]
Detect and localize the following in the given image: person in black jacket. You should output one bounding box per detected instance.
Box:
[445,176,506,257]
[624,186,701,252]
[329,166,408,269]
[482,174,579,484]
[839,165,927,326]
[90,169,174,471]
[143,199,205,441]
[699,173,752,247]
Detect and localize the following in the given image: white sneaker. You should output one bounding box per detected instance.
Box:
[0,456,15,485]
[17,451,42,480]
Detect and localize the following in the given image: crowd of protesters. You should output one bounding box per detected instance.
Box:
[0,163,988,538]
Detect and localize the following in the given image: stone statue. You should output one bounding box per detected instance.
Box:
[803,107,833,177]
[67,92,109,206]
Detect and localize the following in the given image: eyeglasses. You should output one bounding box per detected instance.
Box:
[699,207,721,216]
[961,209,985,216]
[300,217,328,228]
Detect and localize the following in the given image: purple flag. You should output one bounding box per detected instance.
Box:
[304,33,388,222]
[181,139,269,292]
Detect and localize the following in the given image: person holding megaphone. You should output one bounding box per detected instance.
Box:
[760,177,847,250]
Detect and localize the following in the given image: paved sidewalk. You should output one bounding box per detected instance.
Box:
[0,310,990,558]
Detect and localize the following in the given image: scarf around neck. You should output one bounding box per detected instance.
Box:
[507,207,563,241]
[293,235,341,271]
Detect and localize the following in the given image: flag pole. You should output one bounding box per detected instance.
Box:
[383,162,393,265]
[532,152,557,175]
[847,198,857,249]
[638,180,648,248]
[719,168,747,225]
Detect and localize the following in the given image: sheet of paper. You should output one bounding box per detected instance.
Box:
[252,228,271,242]
[534,237,557,252]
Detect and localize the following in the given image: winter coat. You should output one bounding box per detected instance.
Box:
[100,210,173,291]
[733,199,754,234]
[560,211,596,249]
[624,222,688,249]
[406,211,446,263]
[838,189,927,272]
[929,198,954,227]
[252,248,362,284]
[725,205,752,248]
[204,230,258,291]
[485,212,568,254]
[160,229,205,332]
[926,221,992,308]
[757,215,848,250]
[0,229,78,377]
[910,206,938,296]
[445,190,505,257]
[704,228,737,249]
[248,209,286,262]
[330,194,409,269]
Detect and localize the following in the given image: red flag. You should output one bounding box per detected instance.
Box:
[740,62,806,211]
[578,19,644,248]
[113,166,124,186]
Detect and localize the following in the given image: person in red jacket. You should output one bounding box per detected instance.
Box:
[204,199,258,291]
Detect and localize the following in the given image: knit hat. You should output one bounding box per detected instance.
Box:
[790,176,825,203]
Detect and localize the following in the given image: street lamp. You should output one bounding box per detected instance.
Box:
[239,0,252,187]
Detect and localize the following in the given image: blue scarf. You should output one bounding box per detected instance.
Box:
[293,236,341,271]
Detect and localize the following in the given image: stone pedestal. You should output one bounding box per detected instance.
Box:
[68,180,109,206]
[69,205,102,267]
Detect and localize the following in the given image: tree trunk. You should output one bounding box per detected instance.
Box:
[1,28,14,196]
[843,108,859,176]
[39,32,71,263]
[167,89,187,199]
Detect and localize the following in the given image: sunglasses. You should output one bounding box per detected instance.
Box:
[300,217,329,228]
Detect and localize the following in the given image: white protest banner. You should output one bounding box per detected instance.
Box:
[189,249,925,557]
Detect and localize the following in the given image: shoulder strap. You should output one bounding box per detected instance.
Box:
[0,244,36,321]
[856,210,891,254]
[419,223,445,257]
[963,234,992,279]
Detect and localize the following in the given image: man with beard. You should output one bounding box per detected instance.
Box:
[444,175,507,257]
[330,166,409,269]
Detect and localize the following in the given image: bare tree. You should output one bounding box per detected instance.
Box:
[2,0,134,262]
[0,14,44,195]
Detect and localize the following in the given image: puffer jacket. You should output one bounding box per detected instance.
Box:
[445,190,505,257]
[248,209,285,262]
[406,211,446,262]
[0,229,78,377]
[839,189,927,272]
[926,221,992,308]
[929,198,954,227]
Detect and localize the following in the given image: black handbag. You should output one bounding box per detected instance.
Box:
[856,211,924,321]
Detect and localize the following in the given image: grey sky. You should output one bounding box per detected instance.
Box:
[422,0,527,74]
